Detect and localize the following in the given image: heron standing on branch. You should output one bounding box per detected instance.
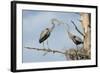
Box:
[39,18,61,55]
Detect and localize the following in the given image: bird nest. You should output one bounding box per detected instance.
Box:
[65,48,91,60]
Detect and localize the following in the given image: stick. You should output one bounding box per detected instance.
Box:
[71,20,85,37]
[25,47,65,55]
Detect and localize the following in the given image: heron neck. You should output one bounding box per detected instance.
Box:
[50,24,55,32]
[62,23,69,34]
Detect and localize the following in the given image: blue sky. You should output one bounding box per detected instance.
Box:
[22,10,84,63]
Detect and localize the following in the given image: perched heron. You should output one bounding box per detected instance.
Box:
[39,18,60,55]
[59,20,83,49]
[60,20,83,60]
[67,31,83,49]
[67,31,83,60]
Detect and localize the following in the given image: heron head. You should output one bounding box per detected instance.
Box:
[51,18,63,26]
[46,28,49,30]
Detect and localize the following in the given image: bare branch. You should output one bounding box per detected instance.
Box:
[25,47,65,55]
[71,20,85,37]
[25,47,90,60]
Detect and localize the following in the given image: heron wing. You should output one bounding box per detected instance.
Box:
[74,36,83,43]
[40,29,49,40]
[39,29,50,43]
[40,30,50,39]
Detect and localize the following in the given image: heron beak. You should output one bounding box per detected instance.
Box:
[59,21,64,26]
[51,18,64,26]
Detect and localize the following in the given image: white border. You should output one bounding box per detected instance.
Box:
[16,4,96,70]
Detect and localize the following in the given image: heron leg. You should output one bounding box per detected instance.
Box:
[47,39,50,50]
[76,45,78,50]
[43,42,45,49]
[75,45,79,60]
[43,40,50,56]
[43,41,48,56]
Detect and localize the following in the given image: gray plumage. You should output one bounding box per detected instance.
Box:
[39,18,58,44]
[39,28,50,43]
[68,31,83,45]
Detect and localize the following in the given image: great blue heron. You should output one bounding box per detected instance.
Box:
[67,30,83,60]
[39,18,60,55]
[60,20,83,59]
[67,31,83,49]
[59,20,83,49]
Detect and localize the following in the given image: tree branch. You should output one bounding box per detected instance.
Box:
[25,47,90,60]
[25,47,65,55]
[71,20,85,37]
